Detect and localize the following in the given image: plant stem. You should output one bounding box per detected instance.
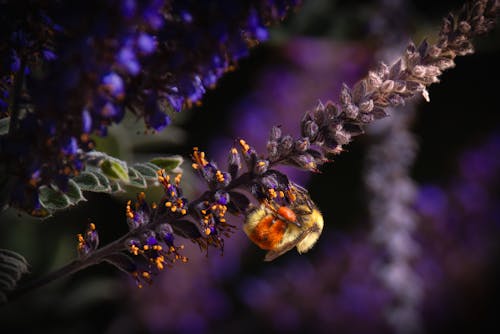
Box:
[6,233,129,303]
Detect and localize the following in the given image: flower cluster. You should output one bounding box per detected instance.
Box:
[76,222,99,259]
[123,171,189,288]
[0,0,302,215]
[267,0,499,172]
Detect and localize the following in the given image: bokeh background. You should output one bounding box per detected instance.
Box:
[1,0,500,333]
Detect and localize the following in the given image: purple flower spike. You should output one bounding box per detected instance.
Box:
[101,72,125,98]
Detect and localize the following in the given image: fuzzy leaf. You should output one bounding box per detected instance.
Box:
[73,172,102,191]
[109,179,123,193]
[103,254,137,273]
[100,158,130,183]
[0,249,29,303]
[89,171,112,192]
[0,117,9,135]
[84,151,110,166]
[127,167,147,188]
[132,163,158,180]
[39,185,72,210]
[65,179,86,204]
[149,156,183,171]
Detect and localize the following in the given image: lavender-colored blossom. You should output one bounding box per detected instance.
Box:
[0,0,303,213]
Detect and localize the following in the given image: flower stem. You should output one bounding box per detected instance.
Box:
[6,233,128,303]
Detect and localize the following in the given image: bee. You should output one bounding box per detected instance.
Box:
[243,184,324,261]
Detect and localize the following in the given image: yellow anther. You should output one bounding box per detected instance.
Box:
[174,174,182,184]
[205,227,211,235]
[138,192,146,201]
[171,206,177,212]
[258,161,266,167]
[239,139,250,153]
[130,245,140,256]
[165,201,172,207]
[231,147,238,154]
[142,271,151,279]
[152,202,157,209]
[279,191,285,198]
[181,209,187,215]
[192,163,199,170]
[143,245,149,251]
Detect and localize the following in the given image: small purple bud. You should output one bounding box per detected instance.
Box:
[137,33,156,54]
[82,109,92,133]
[118,47,140,75]
[102,72,124,98]
[146,235,158,246]
[62,137,78,155]
[214,191,230,205]
[42,49,57,61]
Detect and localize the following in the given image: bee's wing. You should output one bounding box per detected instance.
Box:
[264,242,297,261]
[263,225,317,262]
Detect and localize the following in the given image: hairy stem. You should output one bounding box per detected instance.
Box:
[6,232,129,303]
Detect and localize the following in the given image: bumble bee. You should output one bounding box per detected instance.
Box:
[243,184,324,261]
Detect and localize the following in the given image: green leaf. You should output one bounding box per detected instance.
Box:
[109,179,123,193]
[73,171,102,192]
[65,179,86,204]
[100,158,130,182]
[89,171,112,192]
[127,167,147,188]
[132,163,158,180]
[0,249,29,303]
[0,117,9,135]
[39,185,71,211]
[150,155,183,171]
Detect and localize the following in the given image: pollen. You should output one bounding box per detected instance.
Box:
[215,170,225,182]
[192,147,209,167]
[126,200,135,219]
[205,227,211,235]
[239,139,250,153]
[165,201,172,207]
[129,244,140,255]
